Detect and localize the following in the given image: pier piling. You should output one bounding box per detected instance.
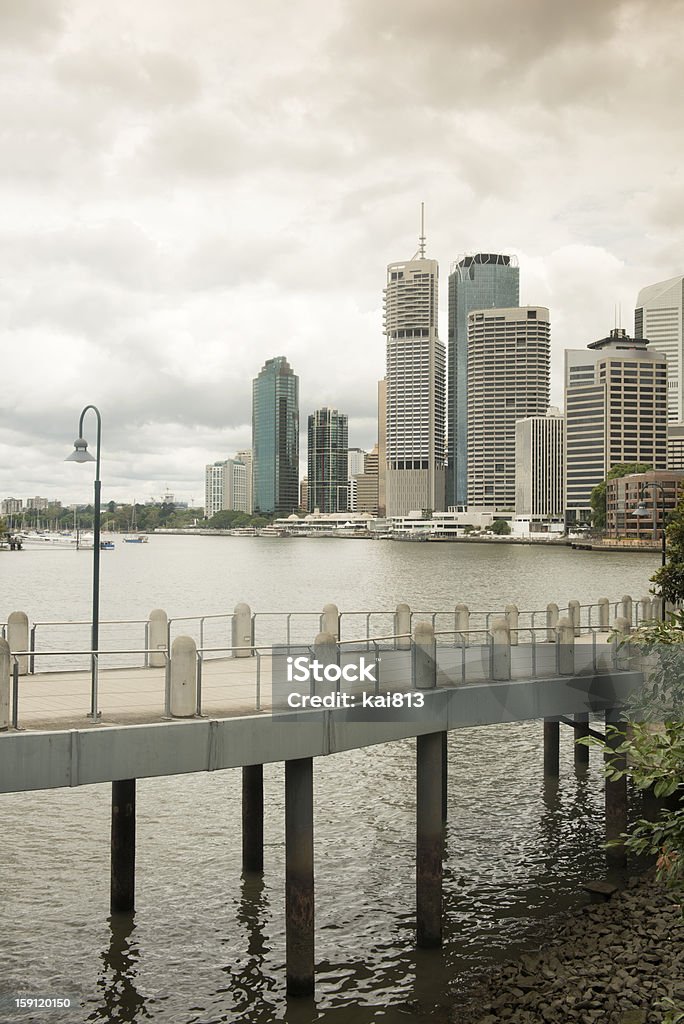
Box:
[574,712,590,767]
[111,779,136,913]
[416,732,444,947]
[394,604,411,650]
[242,765,264,873]
[543,720,560,776]
[285,757,314,996]
[604,709,628,865]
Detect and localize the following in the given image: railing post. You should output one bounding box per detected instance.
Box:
[504,603,519,646]
[556,616,574,676]
[489,618,511,681]
[454,604,470,646]
[232,603,253,658]
[568,600,581,637]
[636,595,652,625]
[170,636,197,717]
[321,603,340,641]
[413,622,436,689]
[7,612,29,676]
[285,757,315,996]
[0,638,10,730]
[618,595,633,627]
[394,603,411,650]
[598,597,610,633]
[148,609,168,668]
[545,602,559,643]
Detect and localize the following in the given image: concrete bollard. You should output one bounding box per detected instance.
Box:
[170,635,197,717]
[546,602,559,643]
[504,604,519,646]
[618,595,633,627]
[598,597,610,633]
[321,603,340,640]
[651,596,663,621]
[612,616,632,672]
[455,603,470,646]
[232,603,252,658]
[556,616,575,676]
[568,600,581,638]
[490,618,511,681]
[413,621,436,689]
[394,603,411,650]
[613,616,631,639]
[637,596,652,625]
[314,632,338,669]
[148,609,168,668]
[0,638,10,730]
[7,611,29,676]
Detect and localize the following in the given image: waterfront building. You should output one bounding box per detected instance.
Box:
[307,407,349,513]
[606,470,684,541]
[356,445,380,515]
[384,224,445,516]
[635,275,684,421]
[377,378,387,516]
[667,424,684,471]
[515,408,564,522]
[299,477,308,514]
[347,447,366,513]
[447,253,519,508]
[1,497,23,514]
[467,306,550,510]
[204,457,250,518]
[564,329,668,528]
[235,449,253,514]
[26,496,49,511]
[252,356,299,516]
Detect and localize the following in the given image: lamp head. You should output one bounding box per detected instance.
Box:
[632,501,650,518]
[65,437,96,464]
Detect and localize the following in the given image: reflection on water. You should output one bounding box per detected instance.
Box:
[89,916,150,1024]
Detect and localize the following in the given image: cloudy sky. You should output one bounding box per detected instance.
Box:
[1,0,683,505]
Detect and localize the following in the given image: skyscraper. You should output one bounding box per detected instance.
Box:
[564,329,667,527]
[252,356,299,516]
[635,275,684,421]
[307,407,349,513]
[384,220,445,516]
[467,306,550,509]
[515,409,564,521]
[204,457,250,517]
[448,254,519,508]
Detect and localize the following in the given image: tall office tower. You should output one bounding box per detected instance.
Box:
[448,254,519,508]
[635,275,684,421]
[299,477,308,513]
[515,408,564,520]
[356,444,380,515]
[235,449,253,514]
[307,407,349,512]
[467,307,550,509]
[564,328,668,527]
[384,223,445,515]
[204,457,251,517]
[377,378,387,516]
[252,356,299,516]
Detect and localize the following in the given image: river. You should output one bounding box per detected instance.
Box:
[0,537,660,1023]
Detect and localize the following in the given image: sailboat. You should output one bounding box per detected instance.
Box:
[123,503,148,543]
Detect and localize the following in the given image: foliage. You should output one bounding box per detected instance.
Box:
[660,997,684,1024]
[589,462,652,531]
[490,519,511,535]
[652,495,684,605]
[207,510,270,529]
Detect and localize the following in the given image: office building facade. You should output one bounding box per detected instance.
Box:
[564,329,668,527]
[307,407,349,513]
[467,306,550,509]
[204,456,251,518]
[515,408,564,519]
[384,244,445,516]
[635,275,684,421]
[448,254,519,508]
[252,356,299,516]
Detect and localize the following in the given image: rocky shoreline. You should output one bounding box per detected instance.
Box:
[450,872,684,1024]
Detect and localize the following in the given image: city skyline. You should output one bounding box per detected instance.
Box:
[1,1,684,502]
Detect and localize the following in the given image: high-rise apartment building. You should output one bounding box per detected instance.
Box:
[635,275,684,421]
[564,329,668,527]
[448,254,519,508]
[356,445,380,515]
[377,378,387,516]
[467,307,550,509]
[515,408,564,519]
[307,407,349,513]
[234,449,253,514]
[204,456,251,518]
[384,229,445,515]
[252,356,299,516]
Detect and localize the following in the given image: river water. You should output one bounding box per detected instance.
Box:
[0,537,660,1024]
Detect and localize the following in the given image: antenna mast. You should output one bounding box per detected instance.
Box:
[418,202,426,258]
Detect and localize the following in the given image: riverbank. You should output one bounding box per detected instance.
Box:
[450,871,683,1024]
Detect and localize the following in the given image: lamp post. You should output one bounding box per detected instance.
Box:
[632,480,667,620]
[66,405,102,719]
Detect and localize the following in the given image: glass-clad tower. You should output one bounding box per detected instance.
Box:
[252,356,299,516]
[307,407,349,512]
[448,254,519,508]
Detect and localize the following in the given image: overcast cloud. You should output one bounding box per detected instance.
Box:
[1,0,683,504]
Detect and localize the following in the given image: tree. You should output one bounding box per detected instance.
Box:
[652,495,684,605]
[490,519,511,535]
[590,462,652,532]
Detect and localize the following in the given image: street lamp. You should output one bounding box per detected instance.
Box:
[632,480,667,619]
[66,405,102,719]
